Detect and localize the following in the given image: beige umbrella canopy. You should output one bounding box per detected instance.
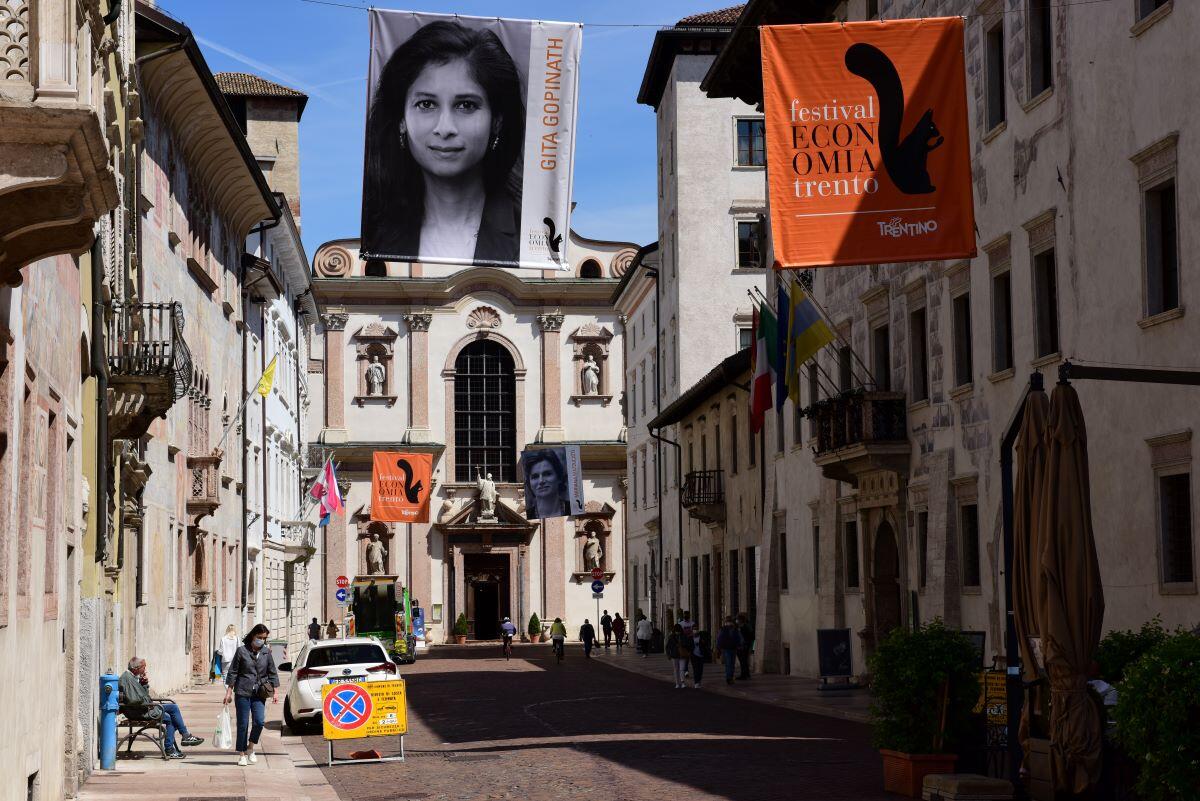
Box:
[1038,382,1105,794]
[1012,388,1049,756]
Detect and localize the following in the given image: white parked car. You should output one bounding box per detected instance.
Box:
[281,637,397,731]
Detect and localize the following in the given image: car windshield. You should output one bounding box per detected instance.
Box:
[305,645,386,668]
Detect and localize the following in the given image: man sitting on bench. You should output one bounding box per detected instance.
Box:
[119,657,203,759]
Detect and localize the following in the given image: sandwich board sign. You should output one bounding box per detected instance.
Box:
[320,678,408,765]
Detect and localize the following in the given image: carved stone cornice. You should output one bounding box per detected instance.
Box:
[404,313,433,332]
[537,313,564,332]
[321,312,349,331]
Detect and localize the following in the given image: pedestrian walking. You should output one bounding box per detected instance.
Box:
[716,617,743,685]
[600,609,613,649]
[579,619,597,658]
[217,624,239,679]
[736,613,755,680]
[612,613,627,653]
[222,623,280,767]
[325,619,339,639]
[635,615,653,658]
[665,624,689,688]
[307,617,322,641]
[691,629,712,689]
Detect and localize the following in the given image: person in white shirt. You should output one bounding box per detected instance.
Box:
[635,616,654,658]
[218,625,239,678]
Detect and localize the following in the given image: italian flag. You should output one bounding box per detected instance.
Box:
[750,301,775,433]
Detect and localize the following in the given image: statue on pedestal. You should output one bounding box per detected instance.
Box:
[581,355,600,395]
[475,467,498,521]
[366,355,386,396]
[584,532,603,571]
[366,532,387,575]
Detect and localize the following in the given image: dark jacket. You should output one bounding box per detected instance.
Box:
[224,643,279,699]
[600,614,613,631]
[370,186,520,266]
[118,670,161,720]
[738,622,755,651]
[716,625,743,653]
[579,623,596,642]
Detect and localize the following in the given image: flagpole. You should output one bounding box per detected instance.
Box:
[761,280,841,401]
[777,269,880,391]
[213,385,257,453]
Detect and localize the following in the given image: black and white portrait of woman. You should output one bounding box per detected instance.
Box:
[363,18,527,266]
[522,448,571,521]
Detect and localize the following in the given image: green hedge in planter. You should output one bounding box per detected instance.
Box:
[868,620,980,755]
[1095,616,1167,684]
[452,612,470,636]
[1114,630,1200,801]
[528,614,541,636]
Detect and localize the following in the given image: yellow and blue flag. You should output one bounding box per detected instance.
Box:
[785,283,834,404]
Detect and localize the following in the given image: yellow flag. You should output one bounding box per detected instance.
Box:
[256,355,278,397]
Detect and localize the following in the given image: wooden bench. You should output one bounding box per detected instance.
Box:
[116,698,175,760]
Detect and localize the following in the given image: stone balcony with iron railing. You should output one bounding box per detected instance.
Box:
[186,453,221,521]
[107,300,191,439]
[0,0,121,285]
[809,390,910,485]
[682,469,725,525]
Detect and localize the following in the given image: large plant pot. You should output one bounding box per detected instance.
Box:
[453,634,467,644]
[879,750,957,797]
[529,632,542,643]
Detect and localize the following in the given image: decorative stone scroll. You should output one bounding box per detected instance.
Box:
[568,322,614,406]
[351,322,398,407]
[313,244,352,278]
[466,305,501,330]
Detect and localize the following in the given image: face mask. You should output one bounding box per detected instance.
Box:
[253,638,265,649]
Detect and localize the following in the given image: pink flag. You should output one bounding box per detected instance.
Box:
[311,459,343,526]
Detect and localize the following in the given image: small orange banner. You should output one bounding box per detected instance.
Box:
[371,452,432,523]
[761,17,976,268]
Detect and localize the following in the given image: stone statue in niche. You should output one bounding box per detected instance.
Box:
[584,531,604,571]
[366,532,387,574]
[366,354,386,396]
[581,354,600,395]
[475,468,498,521]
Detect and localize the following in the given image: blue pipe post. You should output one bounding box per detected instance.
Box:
[99,673,120,769]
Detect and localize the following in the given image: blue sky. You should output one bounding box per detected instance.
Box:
[159,0,719,256]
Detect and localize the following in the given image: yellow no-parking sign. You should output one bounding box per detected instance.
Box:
[320,679,408,741]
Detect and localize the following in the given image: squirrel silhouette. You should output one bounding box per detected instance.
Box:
[395,458,423,503]
[542,217,563,265]
[844,42,944,195]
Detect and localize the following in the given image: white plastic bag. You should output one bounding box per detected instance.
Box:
[215,705,234,750]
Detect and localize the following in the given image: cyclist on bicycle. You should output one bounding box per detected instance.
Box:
[500,617,516,656]
[549,617,568,661]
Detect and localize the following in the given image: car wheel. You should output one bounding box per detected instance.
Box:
[283,697,296,733]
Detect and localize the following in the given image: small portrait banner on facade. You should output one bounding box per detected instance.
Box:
[521,445,584,520]
[371,452,433,523]
[760,17,976,268]
[361,10,582,271]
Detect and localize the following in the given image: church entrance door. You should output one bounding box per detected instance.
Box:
[464,553,511,640]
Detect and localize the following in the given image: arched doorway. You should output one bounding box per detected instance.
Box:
[873,520,903,640]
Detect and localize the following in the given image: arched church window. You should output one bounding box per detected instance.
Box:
[454,340,516,483]
[579,259,602,278]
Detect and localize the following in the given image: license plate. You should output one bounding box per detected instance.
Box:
[326,676,364,685]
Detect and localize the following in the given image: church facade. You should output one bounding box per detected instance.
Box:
[308,234,637,642]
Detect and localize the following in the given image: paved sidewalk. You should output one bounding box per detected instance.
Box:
[589,642,872,723]
[77,682,341,801]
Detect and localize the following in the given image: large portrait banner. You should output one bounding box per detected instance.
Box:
[521,445,584,521]
[761,17,976,268]
[362,10,582,271]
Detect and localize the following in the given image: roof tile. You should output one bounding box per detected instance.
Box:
[677,5,745,27]
[214,71,307,100]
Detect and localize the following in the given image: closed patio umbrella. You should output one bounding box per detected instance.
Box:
[1038,382,1105,794]
[1012,388,1049,755]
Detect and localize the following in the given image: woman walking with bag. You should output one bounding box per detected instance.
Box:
[222,624,279,767]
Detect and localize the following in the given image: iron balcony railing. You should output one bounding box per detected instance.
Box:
[107,301,191,401]
[682,470,725,507]
[810,390,907,456]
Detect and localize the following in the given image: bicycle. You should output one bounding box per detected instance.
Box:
[501,634,513,660]
[552,635,565,664]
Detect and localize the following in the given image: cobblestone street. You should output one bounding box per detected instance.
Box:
[298,646,890,801]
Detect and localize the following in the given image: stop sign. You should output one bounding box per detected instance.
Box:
[336,575,350,589]
[591,567,604,581]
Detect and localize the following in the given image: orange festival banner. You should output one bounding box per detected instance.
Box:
[761,17,976,268]
[371,452,433,523]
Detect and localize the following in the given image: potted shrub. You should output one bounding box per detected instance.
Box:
[527,614,542,643]
[868,620,980,797]
[452,613,469,644]
[1114,629,1200,801]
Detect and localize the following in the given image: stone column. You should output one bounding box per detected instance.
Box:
[410,522,431,626]
[403,313,432,443]
[321,312,349,443]
[545,517,565,620]
[536,313,565,443]
[189,527,211,684]
[452,545,466,639]
[324,514,347,623]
